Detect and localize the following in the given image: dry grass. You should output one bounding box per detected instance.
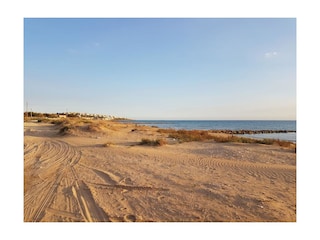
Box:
[139,138,167,146]
[158,128,295,149]
[158,129,215,142]
[57,119,83,135]
[55,118,110,135]
[86,120,106,132]
[102,142,115,147]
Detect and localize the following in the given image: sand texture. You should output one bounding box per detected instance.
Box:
[24,120,296,222]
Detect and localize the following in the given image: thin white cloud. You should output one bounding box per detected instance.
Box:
[93,42,100,47]
[265,51,278,58]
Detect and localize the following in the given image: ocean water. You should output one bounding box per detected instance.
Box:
[126,120,296,142]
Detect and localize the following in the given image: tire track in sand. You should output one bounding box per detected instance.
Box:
[71,178,110,222]
[68,164,110,222]
[24,139,83,221]
[85,166,170,192]
[187,156,295,183]
[79,165,169,222]
[26,137,110,222]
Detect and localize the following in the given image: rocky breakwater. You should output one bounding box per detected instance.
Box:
[210,129,296,135]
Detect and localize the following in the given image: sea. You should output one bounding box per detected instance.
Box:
[125,120,296,142]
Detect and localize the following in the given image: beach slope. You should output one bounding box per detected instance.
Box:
[24,120,296,222]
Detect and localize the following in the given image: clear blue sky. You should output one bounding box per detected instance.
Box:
[24,18,296,120]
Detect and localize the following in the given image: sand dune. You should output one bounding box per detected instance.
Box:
[24,120,296,222]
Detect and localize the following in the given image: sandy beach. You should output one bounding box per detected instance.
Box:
[24,119,296,222]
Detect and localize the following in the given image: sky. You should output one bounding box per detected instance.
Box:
[24,18,296,120]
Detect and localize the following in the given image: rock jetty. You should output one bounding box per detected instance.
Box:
[209,129,296,135]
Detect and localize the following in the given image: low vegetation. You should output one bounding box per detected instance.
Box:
[86,120,107,132]
[159,129,214,142]
[26,115,295,150]
[102,142,115,147]
[57,119,80,135]
[139,138,167,146]
[55,118,108,135]
[158,128,295,149]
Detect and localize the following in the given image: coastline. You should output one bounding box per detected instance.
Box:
[24,119,296,222]
[127,119,296,142]
[128,119,296,130]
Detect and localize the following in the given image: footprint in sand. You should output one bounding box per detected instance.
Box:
[92,169,119,185]
[119,177,133,185]
[124,214,136,222]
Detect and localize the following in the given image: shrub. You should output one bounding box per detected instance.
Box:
[158,129,215,142]
[86,121,106,132]
[102,142,114,147]
[140,138,167,146]
[158,128,296,149]
[57,119,81,135]
[174,130,207,142]
[59,126,72,135]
